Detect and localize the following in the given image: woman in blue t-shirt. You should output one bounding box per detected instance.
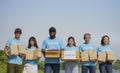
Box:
[97,35,114,73]
[64,36,79,73]
[23,37,40,73]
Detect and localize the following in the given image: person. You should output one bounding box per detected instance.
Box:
[41,27,64,73]
[4,28,25,73]
[97,35,114,73]
[64,36,79,73]
[23,37,40,73]
[79,33,97,73]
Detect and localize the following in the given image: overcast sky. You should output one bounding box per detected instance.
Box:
[0,0,120,59]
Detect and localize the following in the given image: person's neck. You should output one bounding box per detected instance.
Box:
[85,42,90,44]
[31,46,35,47]
[15,37,20,40]
[50,36,56,39]
[69,45,74,47]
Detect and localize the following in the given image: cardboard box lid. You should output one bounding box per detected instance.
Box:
[98,52,106,62]
[33,49,41,60]
[106,51,115,61]
[18,45,26,54]
[80,52,89,62]
[10,45,19,55]
[25,50,34,60]
[89,50,97,60]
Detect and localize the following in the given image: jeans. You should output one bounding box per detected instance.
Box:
[44,63,60,73]
[65,62,78,73]
[7,63,23,73]
[82,65,96,73]
[99,62,112,73]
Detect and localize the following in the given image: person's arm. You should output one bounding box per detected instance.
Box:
[41,40,47,57]
[59,39,64,58]
[4,46,12,57]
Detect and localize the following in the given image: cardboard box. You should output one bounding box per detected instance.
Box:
[98,52,106,62]
[106,51,115,61]
[18,45,26,54]
[33,49,41,60]
[89,50,97,61]
[10,45,19,55]
[45,49,60,58]
[25,50,34,60]
[80,52,89,62]
[61,50,80,61]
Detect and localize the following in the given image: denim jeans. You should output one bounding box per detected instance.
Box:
[82,65,96,73]
[99,62,112,73]
[44,63,60,73]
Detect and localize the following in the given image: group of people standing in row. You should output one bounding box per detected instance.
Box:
[4,27,114,73]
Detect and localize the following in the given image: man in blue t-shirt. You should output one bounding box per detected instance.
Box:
[41,27,64,73]
[4,28,25,73]
[79,33,97,73]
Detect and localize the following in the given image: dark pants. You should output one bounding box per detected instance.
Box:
[44,63,60,73]
[82,66,96,73]
[7,63,22,73]
[99,62,112,73]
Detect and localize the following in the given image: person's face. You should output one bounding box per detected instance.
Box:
[84,35,91,44]
[68,39,74,46]
[49,31,56,38]
[30,40,35,46]
[15,32,21,39]
[103,37,109,45]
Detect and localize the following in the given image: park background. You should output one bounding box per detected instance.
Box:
[0,0,120,73]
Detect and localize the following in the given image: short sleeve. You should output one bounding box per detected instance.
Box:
[59,39,64,50]
[97,47,101,55]
[79,45,83,52]
[41,40,47,49]
[5,40,10,47]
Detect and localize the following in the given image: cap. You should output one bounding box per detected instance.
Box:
[49,27,56,32]
[14,28,22,34]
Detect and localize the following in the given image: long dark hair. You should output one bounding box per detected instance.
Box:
[28,36,38,48]
[67,36,76,47]
[101,35,110,46]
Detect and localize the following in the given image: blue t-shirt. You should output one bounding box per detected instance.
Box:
[79,43,97,66]
[25,47,38,65]
[97,45,113,55]
[5,38,25,65]
[41,37,64,64]
[64,46,79,51]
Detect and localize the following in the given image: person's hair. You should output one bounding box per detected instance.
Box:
[67,36,76,46]
[84,33,91,39]
[28,36,38,48]
[14,28,22,34]
[101,35,110,46]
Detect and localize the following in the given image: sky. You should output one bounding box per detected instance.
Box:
[0,0,120,59]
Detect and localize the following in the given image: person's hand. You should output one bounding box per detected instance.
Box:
[19,54,25,57]
[7,54,13,58]
[108,60,114,63]
[90,59,97,63]
[98,61,105,64]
